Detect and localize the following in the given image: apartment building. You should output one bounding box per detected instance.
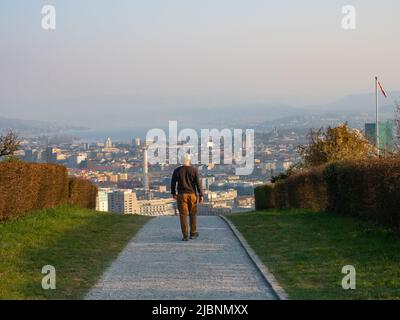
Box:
[137,199,176,216]
[108,190,140,214]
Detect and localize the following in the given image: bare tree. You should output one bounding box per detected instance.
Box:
[0,130,21,157]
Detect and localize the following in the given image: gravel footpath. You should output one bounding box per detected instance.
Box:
[86,216,277,300]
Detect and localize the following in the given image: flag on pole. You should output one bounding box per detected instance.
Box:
[377,80,388,98]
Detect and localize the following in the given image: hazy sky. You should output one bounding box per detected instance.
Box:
[0,0,399,121]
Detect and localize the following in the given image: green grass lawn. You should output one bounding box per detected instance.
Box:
[0,206,151,299]
[227,209,400,300]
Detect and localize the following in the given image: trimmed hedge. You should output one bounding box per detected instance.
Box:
[324,159,400,228]
[275,166,328,212]
[0,162,98,221]
[255,159,400,229]
[68,177,98,209]
[255,184,275,210]
[0,162,68,220]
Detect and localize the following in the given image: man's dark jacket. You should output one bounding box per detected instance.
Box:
[171,166,203,196]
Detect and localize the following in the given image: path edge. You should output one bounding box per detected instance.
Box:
[219,215,289,300]
[85,216,156,300]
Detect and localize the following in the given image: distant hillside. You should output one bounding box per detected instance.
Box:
[1,91,399,133]
[0,117,53,130]
[0,117,89,135]
[2,96,303,130]
[171,103,304,128]
[305,91,400,114]
[256,91,400,132]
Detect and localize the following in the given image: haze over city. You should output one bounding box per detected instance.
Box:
[1,0,399,132]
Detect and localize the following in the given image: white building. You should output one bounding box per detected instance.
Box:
[108,190,140,214]
[68,152,87,167]
[137,199,176,216]
[105,137,113,148]
[76,152,87,164]
[96,188,111,212]
[204,189,237,204]
[97,188,175,216]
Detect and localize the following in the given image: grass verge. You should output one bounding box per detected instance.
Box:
[227,209,400,300]
[0,206,151,299]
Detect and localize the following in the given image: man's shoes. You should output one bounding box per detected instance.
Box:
[182,237,189,241]
[190,232,199,239]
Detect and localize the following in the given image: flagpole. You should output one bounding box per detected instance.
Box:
[375,76,380,157]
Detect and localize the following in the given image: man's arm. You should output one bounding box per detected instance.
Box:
[171,169,177,198]
[194,168,204,201]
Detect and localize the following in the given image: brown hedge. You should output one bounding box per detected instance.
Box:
[0,162,98,221]
[68,177,98,209]
[255,159,400,229]
[0,162,68,221]
[324,159,400,228]
[255,184,275,210]
[275,166,328,211]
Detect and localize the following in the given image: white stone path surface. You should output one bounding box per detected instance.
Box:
[86,216,277,300]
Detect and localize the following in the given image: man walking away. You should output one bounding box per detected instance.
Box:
[171,153,203,241]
